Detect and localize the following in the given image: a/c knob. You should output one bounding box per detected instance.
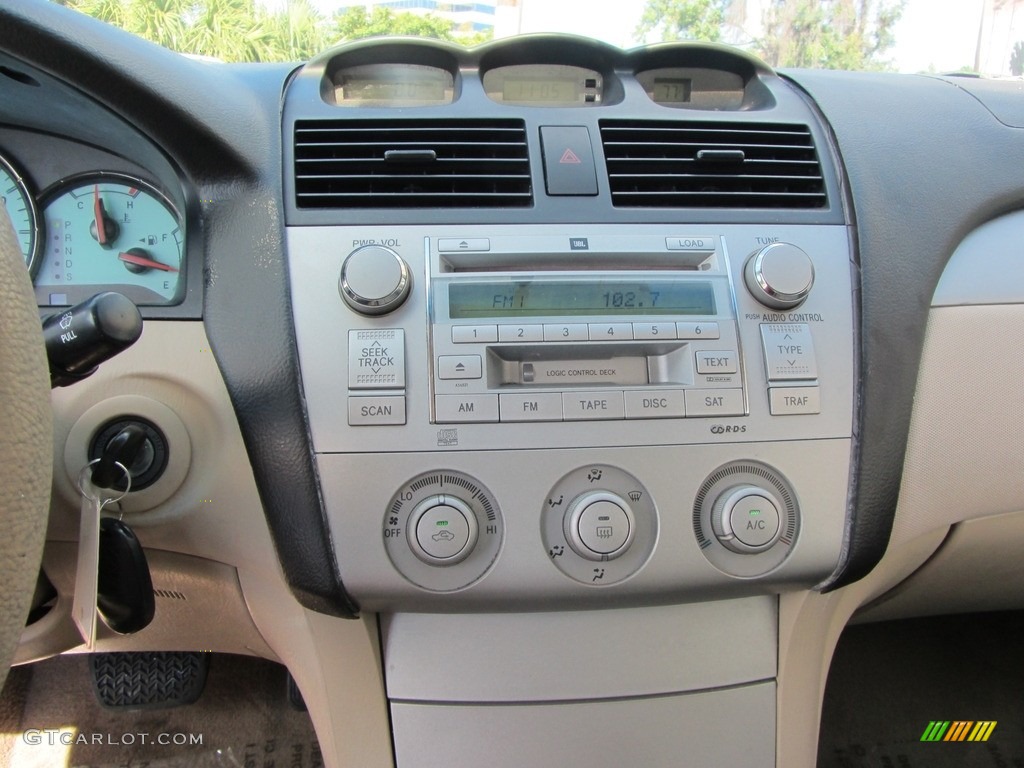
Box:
[339,245,411,316]
[711,485,782,554]
[744,243,814,310]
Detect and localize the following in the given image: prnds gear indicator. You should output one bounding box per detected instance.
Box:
[384,471,504,592]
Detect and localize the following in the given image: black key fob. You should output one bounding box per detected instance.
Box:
[97,517,155,634]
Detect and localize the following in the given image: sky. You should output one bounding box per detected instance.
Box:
[297,0,1015,75]
[506,0,989,74]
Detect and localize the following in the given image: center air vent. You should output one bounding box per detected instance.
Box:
[600,120,826,209]
[293,119,531,208]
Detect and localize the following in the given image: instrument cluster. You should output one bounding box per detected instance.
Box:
[0,143,185,310]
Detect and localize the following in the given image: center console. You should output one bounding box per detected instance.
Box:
[283,35,855,768]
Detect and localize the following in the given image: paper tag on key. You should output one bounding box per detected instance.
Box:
[73,461,129,649]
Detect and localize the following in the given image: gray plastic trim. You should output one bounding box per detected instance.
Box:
[932,210,1024,307]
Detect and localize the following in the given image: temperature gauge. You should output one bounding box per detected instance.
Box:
[37,174,184,307]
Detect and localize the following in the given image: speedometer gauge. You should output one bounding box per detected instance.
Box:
[37,174,184,307]
[0,152,41,275]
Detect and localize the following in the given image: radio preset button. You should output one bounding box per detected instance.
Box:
[498,324,544,343]
[695,350,738,375]
[543,323,589,342]
[684,388,745,417]
[632,322,677,340]
[437,355,482,380]
[435,394,499,423]
[588,323,633,341]
[499,393,563,422]
[676,321,720,340]
[562,391,625,420]
[624,390,685,419]
[452,325,497,344]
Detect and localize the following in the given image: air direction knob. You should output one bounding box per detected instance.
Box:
[744,243,814,310]
[563,491,636,561]
[339,245,411,316]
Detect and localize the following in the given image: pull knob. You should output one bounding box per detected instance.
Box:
[339,245,411,316]
[744,243,814,310]
[42,292,143,387]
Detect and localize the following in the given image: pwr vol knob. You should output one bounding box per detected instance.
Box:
[339,245,411,316]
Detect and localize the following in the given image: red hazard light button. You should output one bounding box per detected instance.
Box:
[540,126,598,196]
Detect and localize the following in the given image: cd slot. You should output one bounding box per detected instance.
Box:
[441,251,713,273]
[486,342,691,388]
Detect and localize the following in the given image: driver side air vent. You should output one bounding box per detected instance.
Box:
[293,119,531,208]
[600,120,827,209]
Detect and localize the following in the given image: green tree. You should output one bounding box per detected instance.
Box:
[333,7,456,42]
[635,0,729,43]
[757,0,905,70]
[1011,41,1024,77]
[59,0,488,62]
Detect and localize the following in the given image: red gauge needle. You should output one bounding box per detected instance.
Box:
[118,251,178,272]
[93,184,110,246]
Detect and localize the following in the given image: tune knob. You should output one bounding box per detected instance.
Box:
[744,243,814,310]
[339,245,411,316]
[710,485,783,554]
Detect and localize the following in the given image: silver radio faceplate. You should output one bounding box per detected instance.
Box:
[288,224,853,456]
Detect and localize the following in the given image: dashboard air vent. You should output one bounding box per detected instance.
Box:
[600,120,826,209]
[294,119,531,208]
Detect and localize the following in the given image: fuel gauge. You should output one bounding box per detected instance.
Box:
[37,174,184,307]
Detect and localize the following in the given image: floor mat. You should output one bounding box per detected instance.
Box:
[0,654,321,768]
[818,611,1024,768]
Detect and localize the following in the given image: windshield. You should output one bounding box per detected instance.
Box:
[55,0,1023,76]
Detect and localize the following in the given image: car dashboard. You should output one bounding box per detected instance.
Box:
[2,2,1024,766]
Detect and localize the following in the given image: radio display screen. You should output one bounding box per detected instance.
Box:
[448,280,715,318]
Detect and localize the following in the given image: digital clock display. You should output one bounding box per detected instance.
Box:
[448,280,716,319]
[502,78,578,103]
